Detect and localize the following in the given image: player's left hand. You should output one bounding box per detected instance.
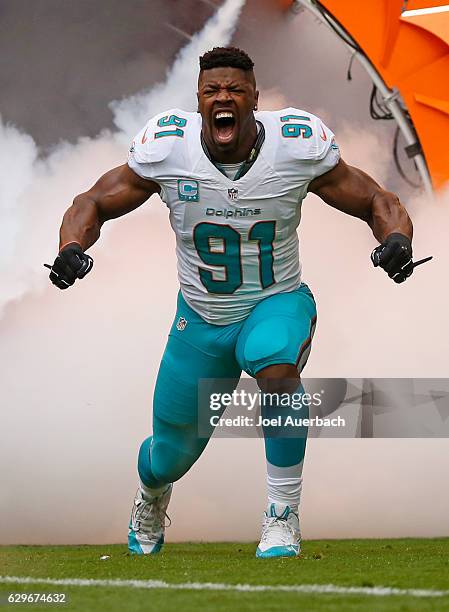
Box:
[371,233,413,284]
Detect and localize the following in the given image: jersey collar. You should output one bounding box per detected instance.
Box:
[200,120,265,182]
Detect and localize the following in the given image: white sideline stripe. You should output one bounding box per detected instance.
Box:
[402,4,449,17]
[1,576,449,598]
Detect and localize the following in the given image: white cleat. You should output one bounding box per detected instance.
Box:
[128,484,172,555]
[256,503,301,558]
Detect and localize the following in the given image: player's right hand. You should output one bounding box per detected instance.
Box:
[48,242,93,290]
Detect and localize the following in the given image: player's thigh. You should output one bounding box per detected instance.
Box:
[154,291,241,427]
[235,283,317,378]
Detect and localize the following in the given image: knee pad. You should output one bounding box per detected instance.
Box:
[149,416,209,485]
[150,438,197,484]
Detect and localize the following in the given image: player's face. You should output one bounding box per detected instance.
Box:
[198,67,259,159]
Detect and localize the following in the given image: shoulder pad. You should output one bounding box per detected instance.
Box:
[131,109,194,164]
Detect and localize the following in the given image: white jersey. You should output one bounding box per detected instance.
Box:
[128,107,340,325]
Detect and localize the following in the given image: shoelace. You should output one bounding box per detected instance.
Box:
[132,497,171,531]
[260,516,295,545]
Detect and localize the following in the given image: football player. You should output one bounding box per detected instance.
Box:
[49,47,414,558]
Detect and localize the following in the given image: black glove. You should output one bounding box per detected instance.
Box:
[371,233,413,284]
[48,243,93,290]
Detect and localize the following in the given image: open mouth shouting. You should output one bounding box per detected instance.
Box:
[213,110,237,146]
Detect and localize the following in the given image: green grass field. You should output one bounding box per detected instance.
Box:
[1,540,449,611]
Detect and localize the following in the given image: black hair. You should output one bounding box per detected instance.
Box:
[199,46,255,72]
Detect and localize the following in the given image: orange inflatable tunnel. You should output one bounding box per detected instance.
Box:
[285,0,449,193]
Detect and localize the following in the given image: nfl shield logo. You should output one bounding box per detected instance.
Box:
[176,317,187,331]
[228,187,238,201]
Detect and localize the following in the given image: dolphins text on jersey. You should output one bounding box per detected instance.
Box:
[128,108,340,325]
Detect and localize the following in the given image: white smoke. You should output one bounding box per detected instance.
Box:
[0,0,245,315]
[0,121,38,302]
[112,0,246,139]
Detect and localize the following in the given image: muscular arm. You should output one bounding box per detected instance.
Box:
[59,164,160,250]
[308,158,413,243]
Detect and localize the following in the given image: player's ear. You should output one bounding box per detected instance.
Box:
[254,90,259,111]
[196,91,200,112]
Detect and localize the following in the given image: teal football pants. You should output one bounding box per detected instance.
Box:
[138,284,317,488]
